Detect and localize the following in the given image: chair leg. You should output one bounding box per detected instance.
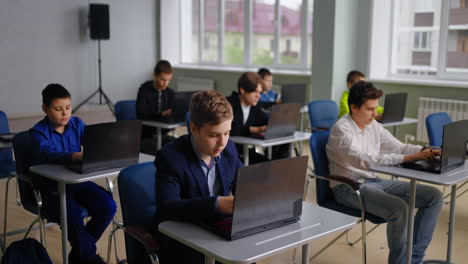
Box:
[149,253,160,264]
[3,174,15,251]
[107,225,119,264]
[15,177,21,206]
[346,224,381,246]
[38,217,46,247]
[23,218,40,239]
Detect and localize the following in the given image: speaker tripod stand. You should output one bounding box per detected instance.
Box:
[73,40,114,115]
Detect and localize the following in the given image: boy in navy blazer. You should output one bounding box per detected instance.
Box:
[155,90,243,264]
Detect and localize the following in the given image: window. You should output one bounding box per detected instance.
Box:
[181,0,313,70]
[386,0,468,79]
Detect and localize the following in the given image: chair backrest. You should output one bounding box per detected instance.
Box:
[185,112,191,135]
[426,112,452,147]
[309,130,333,205]
[0,110,13,162]
[308,100,338,130]
[118,162,156,263]
[115,100,137,121]
[12,131,40,214]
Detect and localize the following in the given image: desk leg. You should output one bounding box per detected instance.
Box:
[447,185,457,263]
[267,146,272,160]
[289,143,294,157]
[59,183,68,264]
[302,244,309,264]
[393,126,398,137]
[156,127,162,151]
[407,180,416,264]
[205,255,215,264]
[300,112,305,132]
[243,145,249,166]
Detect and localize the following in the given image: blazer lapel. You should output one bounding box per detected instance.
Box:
[185,142,210,196]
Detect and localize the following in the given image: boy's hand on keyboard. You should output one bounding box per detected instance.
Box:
[71,152,83,161]
[217,196,234,215]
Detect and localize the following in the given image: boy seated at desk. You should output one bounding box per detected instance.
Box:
[257,68,280,111]
[30,84,116,264]
[327,81,443,264]
[154,90,243,264]
[339,70,383,119]
[227,72,289,164]
[136,60,176,154]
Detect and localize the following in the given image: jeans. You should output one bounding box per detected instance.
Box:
[333,178,443,264]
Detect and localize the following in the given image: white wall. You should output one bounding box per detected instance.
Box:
[0,0,157,117]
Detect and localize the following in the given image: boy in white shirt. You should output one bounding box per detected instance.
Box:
[327,81,443,264]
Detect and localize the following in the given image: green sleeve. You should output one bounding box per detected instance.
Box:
[339,91,349,117]
[377,106,384,114]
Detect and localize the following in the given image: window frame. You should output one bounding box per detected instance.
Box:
[182,0,312,71]
[386,0,468,81]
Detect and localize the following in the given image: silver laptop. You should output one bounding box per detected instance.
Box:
[281,83,307,105]
[379,93,408,124]
[252,103,301,140]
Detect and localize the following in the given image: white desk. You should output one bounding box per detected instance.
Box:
[159,202,356,264]
[381,117,418,136]
[370,160,468,264]
[29,153,154,264]
[230,131,311,165]
[142,120,185,151]
[0,142,11,150]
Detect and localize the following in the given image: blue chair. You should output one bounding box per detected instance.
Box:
[308,130,386,264]
[4,131,89,251]
[107,162,159,264]
[0,110,15,178]
[426,112,452,147]
[308,100,338,131]
[115,100,137,121]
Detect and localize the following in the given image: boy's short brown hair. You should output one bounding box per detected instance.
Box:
[348,81,383,113]
[237,72,262,93]
[189,90,233,129]
[153,60,173,75]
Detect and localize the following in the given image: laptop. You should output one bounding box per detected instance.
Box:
[401,120,468,174]
[67,120,142,173]
[168,91,199,123]
[378,93,408,124]
[202,156,308,240]
[281,83,307,105]
[252,103,301,140]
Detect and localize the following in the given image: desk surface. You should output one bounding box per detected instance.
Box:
[159,202,355,264]
[142,120,185,129]
[230,131,311,147]
[371,160,468,186]
[0,141,12,149]
[381,117,418,127]
[29,153,154,184]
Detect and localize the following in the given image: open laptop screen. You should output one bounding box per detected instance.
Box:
[231,156,308,236]
[440,120,468,173]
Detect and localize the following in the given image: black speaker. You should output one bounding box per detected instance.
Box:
[89,4,110,40]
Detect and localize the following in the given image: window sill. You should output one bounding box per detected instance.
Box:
[369,77,468,89]
[173,64,311,77]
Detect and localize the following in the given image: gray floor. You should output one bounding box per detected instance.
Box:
[2,104,468,263]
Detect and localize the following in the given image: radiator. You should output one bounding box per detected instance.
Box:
[417,97,468,142]
[176,76,215,92]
